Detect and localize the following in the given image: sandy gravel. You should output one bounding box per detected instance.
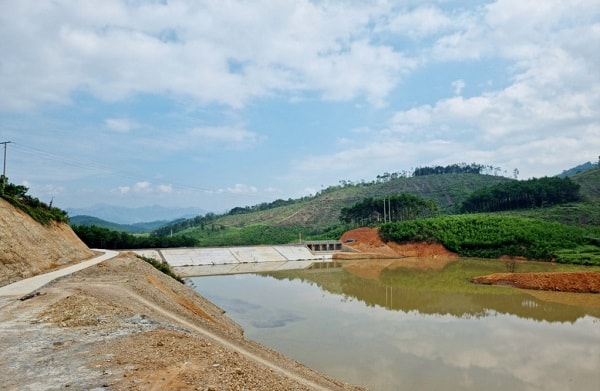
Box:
[0,253,365,391]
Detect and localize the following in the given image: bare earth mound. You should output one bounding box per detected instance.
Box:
[0,253,364,390]
[0,198,94,286]
[337,227,458,259]
[470,272,600,293]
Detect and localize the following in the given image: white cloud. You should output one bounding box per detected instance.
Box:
[105,118,138,133]
[216,184,258,194]
[452,79,465,96]
[133,181,151,192]
[385,5,454,38]
[114,181,173,196]
[187,126,263,147]
[0,0,413,111]
[158,184,173,193]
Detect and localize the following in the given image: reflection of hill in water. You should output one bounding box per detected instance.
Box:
[264,261,600,323]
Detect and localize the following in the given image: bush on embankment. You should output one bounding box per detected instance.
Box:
[379,215,600,265]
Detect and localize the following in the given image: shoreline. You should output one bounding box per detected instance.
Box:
[0,253,365,390]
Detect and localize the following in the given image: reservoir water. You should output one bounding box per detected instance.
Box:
[190,259,600,391]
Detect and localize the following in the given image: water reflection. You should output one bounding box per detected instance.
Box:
[191,259,600,391]
[267,259,600,322]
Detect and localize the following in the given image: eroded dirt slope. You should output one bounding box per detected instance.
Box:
[0,198,94,286]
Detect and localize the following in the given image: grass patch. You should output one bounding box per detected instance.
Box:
[136,255,184,284]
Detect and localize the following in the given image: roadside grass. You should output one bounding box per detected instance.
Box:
[136,255,184,284]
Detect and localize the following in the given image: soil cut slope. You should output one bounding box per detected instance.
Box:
[0,198,94,286]
[337,227,458,259]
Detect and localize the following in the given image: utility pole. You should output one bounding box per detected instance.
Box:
[0,141,11,193]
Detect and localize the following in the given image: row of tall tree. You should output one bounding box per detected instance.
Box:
[461,177,580,213]
[413,163,488,177]
[72,225,196,249]
[228,198,298,215]
[340,194,440,225]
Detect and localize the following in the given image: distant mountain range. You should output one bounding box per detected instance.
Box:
[68,215,184,233]
[66,204,203,225]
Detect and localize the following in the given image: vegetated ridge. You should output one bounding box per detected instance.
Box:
[154,164,599,246]
[70,214,181,233]
[156,171,513,242]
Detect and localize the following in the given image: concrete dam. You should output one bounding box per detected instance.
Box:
[134,241,342,276]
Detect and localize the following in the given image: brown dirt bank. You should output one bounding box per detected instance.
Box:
[0,198,94,287]
[337,227,458,259]
[470,272,600,293]
[336,227,459,280]
[0,253,365,390]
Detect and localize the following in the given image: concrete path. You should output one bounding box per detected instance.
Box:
[0,249,119,297]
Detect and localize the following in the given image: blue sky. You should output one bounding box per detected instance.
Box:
[1,0,599,213]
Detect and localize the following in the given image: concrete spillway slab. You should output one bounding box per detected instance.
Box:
[133,245,332,276]
[174,260,321,277]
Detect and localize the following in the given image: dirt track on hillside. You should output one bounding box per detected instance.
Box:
[0,253,364,391]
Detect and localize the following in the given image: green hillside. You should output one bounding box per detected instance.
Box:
[505,167,600,226]
[69,215,177,233]
[219,173,511,229]
[159,173,512,245]
[159,166,599,246]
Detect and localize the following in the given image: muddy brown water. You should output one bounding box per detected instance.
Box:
[190,258,600,391]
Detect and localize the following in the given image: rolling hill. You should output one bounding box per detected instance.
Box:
[69,215,179,233]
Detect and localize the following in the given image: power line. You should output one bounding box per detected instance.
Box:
[10,142,215,192]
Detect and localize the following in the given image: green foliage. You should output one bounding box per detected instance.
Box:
[136,255,184,284]
[413,162,487,176]
[504,201,600,227]
[227,198,299,215]
[461,177,580,213]
[0,176,68,225]
[340,193,440,225]
[69,215,174,233]
[380,215,599,263]
[72,225,196,249]
[189,224,344,246]
[155,172,512,237]
[152,164,598,246]
[554,246,600,266]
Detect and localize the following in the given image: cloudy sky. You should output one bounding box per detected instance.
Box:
[1,0,598,213]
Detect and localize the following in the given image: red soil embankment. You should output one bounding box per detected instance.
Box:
[470,272,600,293]
[337,227,457,259]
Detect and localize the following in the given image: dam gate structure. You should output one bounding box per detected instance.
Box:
[303,240,342,252]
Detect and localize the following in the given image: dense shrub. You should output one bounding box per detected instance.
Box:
[136,255,184,284]
[461,177,580,213]
[380,215,600,264]
[72,225,196,249]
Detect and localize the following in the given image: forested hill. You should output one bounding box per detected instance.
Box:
[157,173,512,234]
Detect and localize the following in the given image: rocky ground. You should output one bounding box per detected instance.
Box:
[0,253,365,391]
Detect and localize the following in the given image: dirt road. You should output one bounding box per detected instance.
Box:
[0,253,364,390]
